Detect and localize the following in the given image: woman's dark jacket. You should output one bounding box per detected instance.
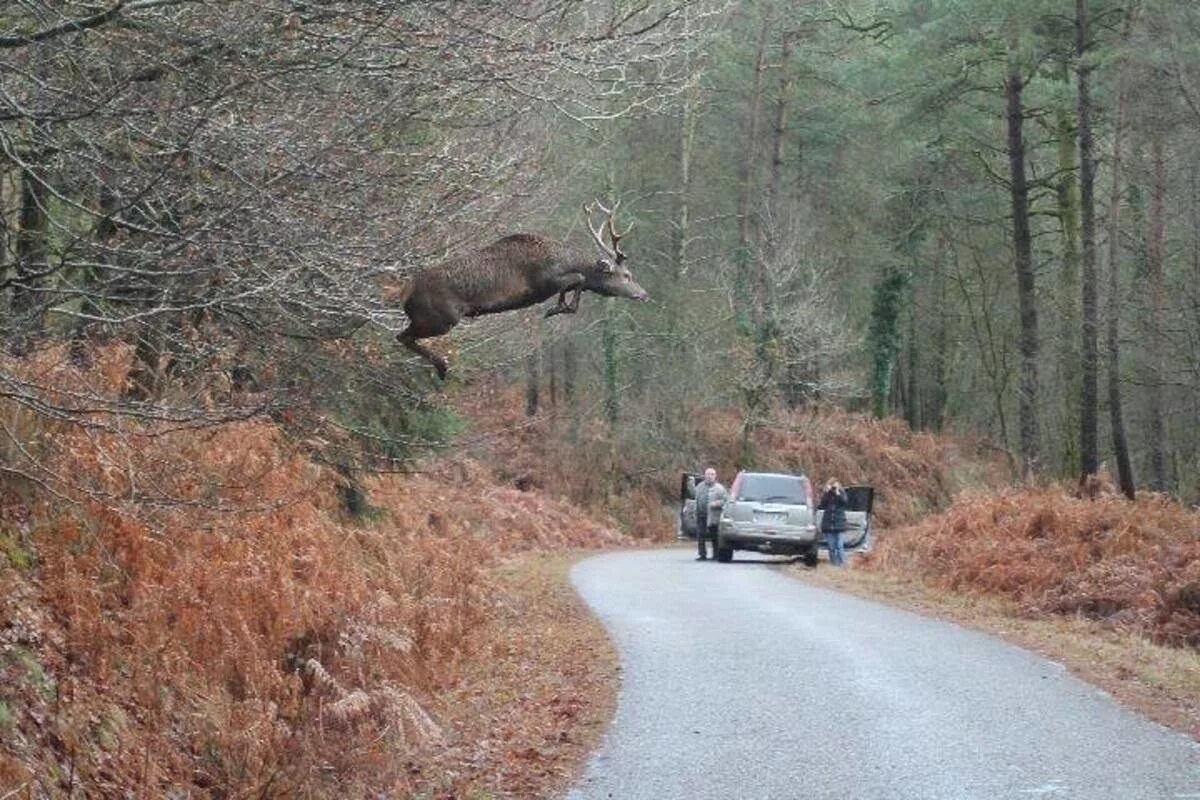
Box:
[817,488,848,533]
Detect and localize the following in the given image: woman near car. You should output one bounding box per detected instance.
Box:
[817,478,849,567]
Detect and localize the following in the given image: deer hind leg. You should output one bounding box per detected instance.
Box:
[397,299,459,379]
[397,328,450,379]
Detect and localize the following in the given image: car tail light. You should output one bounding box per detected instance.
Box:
[728,501,752,522]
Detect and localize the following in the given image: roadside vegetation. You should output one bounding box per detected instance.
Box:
[451,378,1006,536]
[870,487,1200,649]
[0,346,622,796]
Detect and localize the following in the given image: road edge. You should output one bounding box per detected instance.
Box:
[408,550,621,799]
[783,559,1200,741]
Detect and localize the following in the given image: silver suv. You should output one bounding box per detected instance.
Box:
[715,471,874,566]
[715,471,819,564]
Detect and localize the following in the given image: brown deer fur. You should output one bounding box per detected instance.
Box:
[397,206,647,379]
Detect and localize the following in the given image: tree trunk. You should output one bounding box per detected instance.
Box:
[1005,58,1040,476]
[735,18,770,331]
[563,338,577,404]
[905,301,920,430]
[675,84,695,284]
[602,300,618,430]
[1105,35,1136,501]
[71,165,119,365]
[673,4,700,290]
[929,233,949,431]
[547,343,558,410]
[1077,0,1101,481]
[771,32,819,406]
[524,317,541,417]
[868,266,908,420]
[768,33,796,219]
[1054,64,1082,475]
[1191,165,1200,484]
[13,163,49,341]
[1145,134,1169,490]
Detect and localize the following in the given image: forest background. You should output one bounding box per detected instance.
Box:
[5,0,1200,498]
[3,0,1200,794]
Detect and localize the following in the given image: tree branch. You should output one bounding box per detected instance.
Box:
[0,0,194,48]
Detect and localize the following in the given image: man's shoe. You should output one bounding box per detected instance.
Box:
[696,555,707,561]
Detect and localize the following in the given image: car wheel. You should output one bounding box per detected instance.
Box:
[716,546,733,563]
[803,548,819,568]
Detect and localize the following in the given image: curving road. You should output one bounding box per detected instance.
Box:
[566,548,1200,800]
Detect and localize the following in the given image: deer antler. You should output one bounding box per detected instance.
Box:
[607,216,633,263]
[582,202,616,261]
[583,200,632,263]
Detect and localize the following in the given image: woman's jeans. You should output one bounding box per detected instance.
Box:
[825,530,846,566]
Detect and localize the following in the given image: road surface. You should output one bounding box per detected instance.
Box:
[566,548,1200,800]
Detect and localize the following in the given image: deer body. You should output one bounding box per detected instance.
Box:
[398,205,646,378]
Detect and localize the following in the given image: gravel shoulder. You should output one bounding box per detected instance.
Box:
[567,547,1200,800]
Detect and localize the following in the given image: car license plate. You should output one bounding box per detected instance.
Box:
[757,512,787,524]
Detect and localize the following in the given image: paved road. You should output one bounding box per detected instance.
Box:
[566,548,1200,800]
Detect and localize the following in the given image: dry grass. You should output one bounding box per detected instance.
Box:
[448,379,681,540]
[866,486,1200,647]
[689,406,1006,528]
[407,553,618,799]
[450,380,1004,537]
[0,345,627,797]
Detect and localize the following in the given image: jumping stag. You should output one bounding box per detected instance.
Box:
[396,201,648,378]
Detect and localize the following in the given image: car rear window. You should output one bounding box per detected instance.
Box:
[736,474,809,504]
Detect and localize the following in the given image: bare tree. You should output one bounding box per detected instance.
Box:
[0,0,707,489]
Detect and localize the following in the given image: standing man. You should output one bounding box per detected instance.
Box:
[694,467,727,560]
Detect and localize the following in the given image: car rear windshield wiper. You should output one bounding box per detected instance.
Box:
[762,495,801,503]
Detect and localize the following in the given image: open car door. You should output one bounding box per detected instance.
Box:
[677,471,702,540]
[842,485,874,550]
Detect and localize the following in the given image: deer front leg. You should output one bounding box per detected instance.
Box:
[544,274,585,318]
[545,288,583,318]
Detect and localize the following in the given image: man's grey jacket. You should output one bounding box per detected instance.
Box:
[694,480,728,531]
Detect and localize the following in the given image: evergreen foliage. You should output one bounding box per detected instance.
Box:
[867,267,910,420]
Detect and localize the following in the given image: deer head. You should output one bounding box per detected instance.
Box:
[581,200,648,302]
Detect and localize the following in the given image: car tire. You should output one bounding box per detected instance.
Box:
[715,546,733,563]
[803,548,819,568]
